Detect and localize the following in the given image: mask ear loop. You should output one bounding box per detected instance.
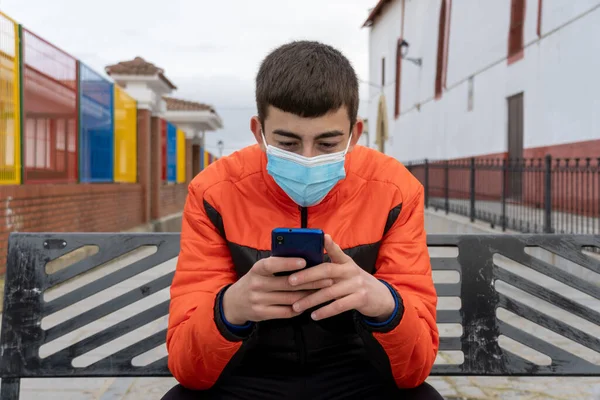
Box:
[344,133,353,154]
[261,129,269,149]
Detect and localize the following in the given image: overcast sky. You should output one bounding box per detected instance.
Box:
[2,0,379,156]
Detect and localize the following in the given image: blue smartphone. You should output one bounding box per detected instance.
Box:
[271,228,324,275]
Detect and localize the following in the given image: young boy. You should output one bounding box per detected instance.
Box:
[162,41,442,400]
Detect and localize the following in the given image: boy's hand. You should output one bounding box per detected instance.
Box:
[222,256,334,325]
[288,234,395,321]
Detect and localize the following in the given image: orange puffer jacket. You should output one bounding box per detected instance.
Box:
[167,144,439,396]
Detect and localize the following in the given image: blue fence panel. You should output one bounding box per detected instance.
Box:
[167,122,177,183]
[79,62,114,183]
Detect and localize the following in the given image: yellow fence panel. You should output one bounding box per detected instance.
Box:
[203,150,209,169]
[113,85,137,183]
[176,128,185,183]
[0,12,21,185]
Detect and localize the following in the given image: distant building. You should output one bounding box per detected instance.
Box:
[364,0,600,162]
[106,56,223,177]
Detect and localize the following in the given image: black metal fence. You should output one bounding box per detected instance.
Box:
[406,156,600,234]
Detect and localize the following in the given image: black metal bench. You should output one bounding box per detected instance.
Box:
[1,232,599,399]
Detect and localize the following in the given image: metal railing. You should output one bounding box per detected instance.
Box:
[406,156,600,234]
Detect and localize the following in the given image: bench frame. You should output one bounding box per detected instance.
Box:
[1,232,599,399]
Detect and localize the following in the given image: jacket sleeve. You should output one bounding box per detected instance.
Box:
[366,184,439,388]
[166,183,243,390]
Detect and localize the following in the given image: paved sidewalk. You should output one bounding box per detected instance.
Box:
[5,375,600,399]
[2,245,600,399]
[429,197,600,235]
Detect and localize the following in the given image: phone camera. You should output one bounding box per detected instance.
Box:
[276,235,284,245]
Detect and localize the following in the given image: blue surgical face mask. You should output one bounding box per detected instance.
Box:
[262,131,352,207]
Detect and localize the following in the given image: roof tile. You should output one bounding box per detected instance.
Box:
[163,96,216,113]
[105,56,177,89]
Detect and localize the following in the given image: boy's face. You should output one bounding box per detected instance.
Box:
[251,106,363,158]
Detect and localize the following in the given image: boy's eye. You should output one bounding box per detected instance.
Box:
[319,142,338,149]
[278,142,298,148]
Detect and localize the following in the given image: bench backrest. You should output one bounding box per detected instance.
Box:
[1,232,599,383]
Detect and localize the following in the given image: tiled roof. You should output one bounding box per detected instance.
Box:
[105,56,177,89]
[363,0,392,27]
[163,96,216,113]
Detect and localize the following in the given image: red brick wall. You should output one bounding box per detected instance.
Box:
[0,183,145,274]
[159,183,188,218]
[523,139,600,159]
[424,152,507,201]
[408,139,600,217]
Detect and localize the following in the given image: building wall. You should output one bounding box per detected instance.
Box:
[160,183,188,217]
[368,0,600,161]
[0,184,145,273]
[367,0,403,151]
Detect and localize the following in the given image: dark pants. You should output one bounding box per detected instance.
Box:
[161,381,444,400]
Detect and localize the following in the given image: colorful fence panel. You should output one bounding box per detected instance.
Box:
[79,62,113,182]
[166,121,176,183]
[113,85,137,183]
[161,119,167,181]
[203,150,209,169]
[0,13,21,185]
[176,128,185,183]
[22,28,78,183]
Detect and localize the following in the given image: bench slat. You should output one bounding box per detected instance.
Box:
[1,232,599,380]
[43,301,170,367]
[436,310,462,324]
[79,329,169,375]
[498,321,597,375]
[495,266,600,326]
[44,244,178,315]
[439,337,461,350]
[433,283,461,297]
[498,294,600,354]
[44,272,174,343]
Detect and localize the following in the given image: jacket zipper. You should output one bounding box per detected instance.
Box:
[295,206,308,367]
[300,206,308,229]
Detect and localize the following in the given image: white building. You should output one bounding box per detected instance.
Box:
[364,0,600,162]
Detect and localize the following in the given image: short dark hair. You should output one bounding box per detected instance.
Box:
[256,40,359,127]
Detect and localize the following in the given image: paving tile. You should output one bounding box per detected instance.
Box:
[119,378,176,400]
[19,390,97,400]
[18,378,113,391]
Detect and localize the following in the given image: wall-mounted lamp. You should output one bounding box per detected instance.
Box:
[399,39,422,67]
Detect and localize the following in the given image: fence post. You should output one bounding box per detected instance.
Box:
[136,109,152,224]
[444,160,450,214]
[424,159,430,208]
[150,116,162,220]
[470,157,476,222]
[544,154,553,233]
[185,138,193,184]
[501,158,507,231]
[18,25,24,184]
